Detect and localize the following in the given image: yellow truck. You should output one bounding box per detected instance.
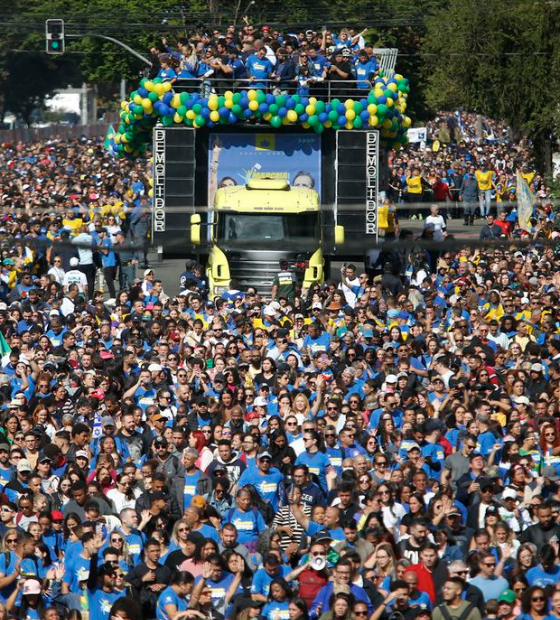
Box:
[190,179,344,298]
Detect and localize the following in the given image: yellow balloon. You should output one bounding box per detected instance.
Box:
[124,145,132,152]
[309,97,317,105]
[282,116,290,125]
[210,111,220,122]
[144,81,154,92]
[388,83,398,92]
[383,118,392,129]
[367,104,377,115]
[386,98,394,107]
[305,105,315,116]
[171,95,181,109]
[224,100,233,109]
[403,116,412,127]
[302,122,310,129]
[287,110,298,122]
[264,113,272,121]
[345,122,353,129]
[374,89,384,99]
[154,83,165,96]
[173,113,182,123]
[224,90,234,99]
[141,98,152,110]
[148,188,153,198]
[121,135,129,143]
[344,99,355,110]
[133,95,143,105]
[247,90,257,101]
[369,115,378,126]
[248,100,259,111]
[394,74,403,81]
[114,135,121,144]
[345,109,356,121]
[163,82,172,92]
[208,98,218,111]
[186,110,196,120]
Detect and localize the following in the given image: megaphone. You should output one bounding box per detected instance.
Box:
[310,555,327,571]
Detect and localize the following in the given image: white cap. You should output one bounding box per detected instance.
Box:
[502,488,518,500]
[385,374,398,383]
[254,397,268,407]
[148,363,163,372]
[312,302,322,310]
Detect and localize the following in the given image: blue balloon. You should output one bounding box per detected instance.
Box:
[337,104,346,115]
[286,98,295,110]
[325,104,332,113]
[239,97,249,108]
[228,113,238,124]
[201,108,210,119]
[377,95,387,104]
[318,112,328,123]
[299,113,308,122]
[258,103,269,114]
[338,115,347,126]
[360,98,367,107]
[162,93,173,105]
[207,121,215,127]
[278,107,287,118]
[190,92,200,101]
[266,94,275,105]
[301,97,309,107]
[218,107,229,118]
[360,110,369,121]
[200,98,208,106]
[185,99,194,110]
[138,87,148,97]
[244,109,252,118]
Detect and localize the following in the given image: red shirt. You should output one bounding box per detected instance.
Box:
[406,563,435,603]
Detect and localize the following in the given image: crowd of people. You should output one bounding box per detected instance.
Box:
[149,24,380,97]
[1,108,560,620]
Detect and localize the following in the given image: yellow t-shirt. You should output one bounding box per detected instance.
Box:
[378,206,395,232]
[475,170,494,191]
[406,176,423,194]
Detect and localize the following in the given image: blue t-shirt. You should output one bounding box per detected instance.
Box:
[223,507,266,545]
[251,566,291,597]
[194,572,236,610]
[246,55,273,87]
[237,468,284,511]
[295,451,331,494]
[88,588,121,620]
[262,600,290,620]
[156,586,188,620]
[355,60,377,88]
[526,564,560,588]
[63,554,91,592]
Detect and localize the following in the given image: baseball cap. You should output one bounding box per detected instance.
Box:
[447,505,462,517]
[154,436,168,447]
[498,590,516,604]
[0,443,10,452]
[312,302,322,310]
[101,416,115,427]
[75,450,89,460]
[513,395,530,406]
[258,450,272,460]
[51,510,64,521]
[254,397,268,407]
[144,269,154,277]
[385,374,398,383]
[191,495,208,509]
[22,579,42,595]
[17,459,32,472]
[531,363,544,372]
[502,488,518,500]
[542,465,560,482]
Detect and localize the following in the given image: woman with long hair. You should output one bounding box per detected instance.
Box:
[400,492,428,535]
[539,423,560,473]
[525,544,560,587]
[262,578,293,620]
[317,592,353,620]
[519,586,550,620]
[269,430,296,476]
[188,431,213,472]
[377,482,406,537]
[364,542,396,593]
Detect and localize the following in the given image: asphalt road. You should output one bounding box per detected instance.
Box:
[146,214,484,298]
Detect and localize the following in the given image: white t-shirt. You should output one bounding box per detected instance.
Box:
[425,215,446,241]
[63,269,88,293]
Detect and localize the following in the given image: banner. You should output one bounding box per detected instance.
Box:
[208,132,321,206]
[407,127,427,143]
[104,125,116,155]
[516,171,534,232]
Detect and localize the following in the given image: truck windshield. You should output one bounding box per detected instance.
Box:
[219,212,318,244]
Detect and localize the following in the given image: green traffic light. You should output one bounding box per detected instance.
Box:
[52,41,59,48]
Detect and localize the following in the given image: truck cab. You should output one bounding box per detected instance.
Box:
[191,179,344,298]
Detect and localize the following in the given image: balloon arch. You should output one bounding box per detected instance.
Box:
[111,74,411,158]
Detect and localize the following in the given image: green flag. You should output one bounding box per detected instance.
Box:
[104,125,116,152]
[0,332,11,357]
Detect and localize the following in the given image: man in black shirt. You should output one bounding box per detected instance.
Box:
[327,49,354,98]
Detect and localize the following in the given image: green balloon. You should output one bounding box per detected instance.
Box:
[315,101,325,113]
[153,77,162,84]
[232,93,241,103]
[315,123,324,133]
[294,104,305,115]
[180,92,189,105]
[377,104,388,116]
[232,105,243,116]
[308,115,319,126]
[257,91,266,103]
[367,95,375,105]
[177,106,187,117]
[353,117,363,128]
[292,95,301,103]
[148,92,158,102]
[331,99,340,109]
[276,95,287,107]
[271,116,282,128]
[195,115,205,126]
[218,96,226,107]
[140,78,147,87]
[193,103,202,114]
[328,110,338,122]
[162,115,174,126]
[353,102,363,114]
[269,104,279,115]
[185,117,193,126]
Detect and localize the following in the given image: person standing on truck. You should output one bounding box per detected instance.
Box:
[271,260,297,303]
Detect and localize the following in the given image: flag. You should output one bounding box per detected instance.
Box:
[104,125,116,154]
[516,171,534,232]
[0,332,11,356]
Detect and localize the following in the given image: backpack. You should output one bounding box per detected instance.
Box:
[439,602,476,620]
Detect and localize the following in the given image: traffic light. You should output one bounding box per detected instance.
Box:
[46,19,65,54]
